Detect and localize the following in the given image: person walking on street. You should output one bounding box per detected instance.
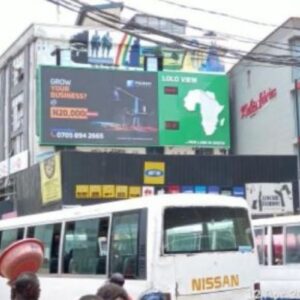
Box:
[10,272,40,300]
[96,282,129,300]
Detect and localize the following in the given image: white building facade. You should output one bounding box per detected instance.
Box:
[229,18,300,157]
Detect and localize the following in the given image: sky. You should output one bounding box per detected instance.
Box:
[0,0,300,60]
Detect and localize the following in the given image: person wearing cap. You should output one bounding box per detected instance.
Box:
[139,290,164,300]
[109,273,125,287]
[10,272,40,300]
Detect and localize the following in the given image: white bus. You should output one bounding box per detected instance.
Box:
[0,194,259,300]
[253,215,300,300]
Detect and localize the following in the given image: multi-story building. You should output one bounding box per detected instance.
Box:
[0,3,231,215]
[229,17,300,159]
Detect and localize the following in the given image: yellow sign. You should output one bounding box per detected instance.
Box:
[144,161,165,185]
[40,154,62,205]
[129,186,141,198]
[102,185,115,199]
[89,185,102,199]
[75,185,90,199]
[116,185,128,199]
[191,274,239,292]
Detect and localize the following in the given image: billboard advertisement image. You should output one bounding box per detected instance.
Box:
[35,25,226,73]
[38,66,158,146]
[158,72,230,147]
[246,182,294,215]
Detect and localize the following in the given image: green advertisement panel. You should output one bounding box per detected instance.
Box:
[158,72,230,147]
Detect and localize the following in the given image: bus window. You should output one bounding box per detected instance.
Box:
[254,227,268,265]
[164,207,253,253]
[110,210,147,279]
[0,228,24,250]
[63,217,109,275]
[254,228,264,265]
[272,226,283,265]
[286,225,300,264]
[27,223,61,274]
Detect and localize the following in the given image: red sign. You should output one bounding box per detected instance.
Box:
[240,88,277,118]
[167,185,180,193]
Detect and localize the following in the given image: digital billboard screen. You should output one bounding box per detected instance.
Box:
[158,72,230,148]
[38,66,158,146]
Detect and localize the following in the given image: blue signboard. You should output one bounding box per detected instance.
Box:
[195,185,207,193]
[208,186,220,194]
[233,186,245,197]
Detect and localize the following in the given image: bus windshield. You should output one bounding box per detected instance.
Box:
[164,206,253,253]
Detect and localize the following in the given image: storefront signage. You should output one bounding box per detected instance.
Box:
[144,161,165,185]
[142,186,155,196]
[102,185,116,199]
[75,185,90,199]
[116,185,128,198]
[240,88,277,119]
[245,182,294,215]
[128,186,141,198]
[40,154,62,204]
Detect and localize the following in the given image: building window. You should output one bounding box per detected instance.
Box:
[10,92,24,156]
[11,93,24,133]
[10,134,24,156]
[12,52,25,87]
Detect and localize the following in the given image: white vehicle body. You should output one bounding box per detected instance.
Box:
[253,215,300,300]
[0,194,259,300]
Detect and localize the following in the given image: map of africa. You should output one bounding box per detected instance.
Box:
[183,89,224,136]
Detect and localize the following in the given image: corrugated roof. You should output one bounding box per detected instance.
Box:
[75,2,124,26]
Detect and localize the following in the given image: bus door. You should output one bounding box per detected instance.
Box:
[163,206,257,299]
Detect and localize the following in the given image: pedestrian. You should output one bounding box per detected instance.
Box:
[96,282,129,300]
[109,273,125,287]
[10,272,40,300]
[79,295,103,300]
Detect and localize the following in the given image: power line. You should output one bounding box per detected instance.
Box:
[157,0,300,48]
[106,0,300,57]
[56,0,300,66]
[46,0,184,49]
[46,0,300,67]
[158,0,289,29]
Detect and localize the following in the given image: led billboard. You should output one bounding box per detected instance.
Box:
[38,66,158,146]
[158,72,230,147]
